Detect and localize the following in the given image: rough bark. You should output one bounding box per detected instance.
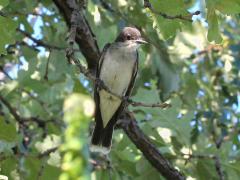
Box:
[53,1,186,179]
[53,0,100,71]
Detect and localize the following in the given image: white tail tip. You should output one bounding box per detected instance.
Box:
[89,144,111,154]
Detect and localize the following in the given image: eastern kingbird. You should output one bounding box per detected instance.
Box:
[90,27,146,154]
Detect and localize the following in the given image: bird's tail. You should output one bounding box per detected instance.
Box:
[90,121,114,154]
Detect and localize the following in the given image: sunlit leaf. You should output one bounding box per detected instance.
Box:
[0,16,17,54]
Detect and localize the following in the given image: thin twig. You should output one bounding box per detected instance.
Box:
[0,65,12,79]
[144,0,200,22]
[182,153,216,160]
[214,156,225,180]
[17,28,80,52]
[130,100,171,108]
[0,66,50,113]
[0,95,23,123]
[38,147,58,159]
[67,52,169,108]
[0,94,58,129]
[37,161,45,180]
[182,153,224,180]
[17,28,65,50]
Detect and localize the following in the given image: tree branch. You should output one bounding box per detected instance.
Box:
[144,0,200,22]
[182,153,224,180]
[53,0,100,71]
[17,28,65,50]
[0,94,57,128]
[38,147,58,159]
[0,66,50,114]
[66,50,170,109]
[0,95,23,123]
[118,112,185,180]
[55,0,185,179]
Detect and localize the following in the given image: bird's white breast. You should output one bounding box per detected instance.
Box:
[99,46,136,127]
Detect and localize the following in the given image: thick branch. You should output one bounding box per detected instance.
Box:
[118,113,185,180]
[53,0,100,71]
[56,0,185,178]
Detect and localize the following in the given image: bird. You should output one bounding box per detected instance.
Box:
[90,27,147,154]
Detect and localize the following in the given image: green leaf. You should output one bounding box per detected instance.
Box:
[38,51,73,81]
[0,0,9,10]
[196,159,218,179]
[148,0,190,39]
[41,164,61,180]
[0,140,15,153]
[150,97,194,146]
[207,10,222,43]
[0,157,17,178]
[181,74,199,108]
[149,0,187,15]
[0,16,17,54]
[0,118,17,141]
[155,16,182,40]
[224,161,240,179]
[131,86,163,117]
[152,52,180,100]
[0,81,18,97]
[24,157,42,180]
[132,87,160,104]
[24,0,37,12]
[216,0,240,14]
[117,160,139,177]
[117,148,137,162]
[206,0,240,15]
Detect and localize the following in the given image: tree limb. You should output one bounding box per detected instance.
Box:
[118,112,185,180]
[54,0,185,179]
[53,0,100,72]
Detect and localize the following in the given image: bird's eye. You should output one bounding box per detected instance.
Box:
[126,34,131,40]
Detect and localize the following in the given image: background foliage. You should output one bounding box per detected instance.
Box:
[0,0,240,179]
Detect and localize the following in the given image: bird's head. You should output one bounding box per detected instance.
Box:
[115,27,147,49]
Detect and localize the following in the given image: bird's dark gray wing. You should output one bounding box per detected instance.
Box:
[96,43,111,80]
[125,51,139,97]
[91,43,111,146]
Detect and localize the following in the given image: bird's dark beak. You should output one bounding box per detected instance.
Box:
[135,38,148,44]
